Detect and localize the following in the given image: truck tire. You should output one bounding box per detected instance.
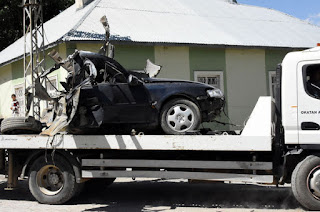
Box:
[1,117,42,134]
[160,98,201,135]
[28,154,80,204]
[84,178,116,193]
[292,155,320,210]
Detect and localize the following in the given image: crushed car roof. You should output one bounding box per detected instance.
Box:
[1,0,320,67]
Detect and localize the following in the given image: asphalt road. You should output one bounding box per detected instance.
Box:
[0,175,304,212]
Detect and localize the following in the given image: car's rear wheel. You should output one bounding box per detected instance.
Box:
[160,98,201,135]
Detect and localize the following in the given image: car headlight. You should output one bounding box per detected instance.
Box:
[207,89,224,98]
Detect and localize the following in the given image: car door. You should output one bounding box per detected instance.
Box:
[297,61,320,144]
[98,82,153,123]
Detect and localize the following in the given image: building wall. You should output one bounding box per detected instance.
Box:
[8,43,69,91]
[0,43,70,118]
[265,49,290,96]
[76,43,155,71]
[155,46,190,80]
[189,47,229,130]
[11,60,24,86]
[115,45,154,70]
[76,43,101,53]
[226,48,267,129]
[0,64,13,118]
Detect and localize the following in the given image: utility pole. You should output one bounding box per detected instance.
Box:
[22,0,45,119]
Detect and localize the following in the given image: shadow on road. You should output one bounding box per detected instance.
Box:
[0,177,301,211]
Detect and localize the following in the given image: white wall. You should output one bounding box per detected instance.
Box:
[0,64,13,119]
[225,48,267,128]
[155,46,190,80]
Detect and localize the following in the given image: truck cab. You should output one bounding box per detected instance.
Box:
[281,47,320,145]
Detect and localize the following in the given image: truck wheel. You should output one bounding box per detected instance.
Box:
[1,117,42,134]
[160,98,201,135]
[84,178,116,193]
[28,154,79,204]
[292,155,320,210]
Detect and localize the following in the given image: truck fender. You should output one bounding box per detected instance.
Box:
[279,149,304,185]
[58,150,82,183]
[21,150,82,183]
[278,148,320,185]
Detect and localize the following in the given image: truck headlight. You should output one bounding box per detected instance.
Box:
[207,89,224,98]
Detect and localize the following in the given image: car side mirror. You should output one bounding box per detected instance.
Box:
[128,75,142,86]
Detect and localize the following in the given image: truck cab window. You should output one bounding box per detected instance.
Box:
[305,64,320,98]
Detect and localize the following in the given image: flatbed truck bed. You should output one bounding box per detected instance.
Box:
[0,97,273,152]
[0,97,277,204]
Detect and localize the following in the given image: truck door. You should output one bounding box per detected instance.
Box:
[297,61,320,144]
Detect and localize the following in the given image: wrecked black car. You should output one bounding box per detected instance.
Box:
[42,50,225,135]
[0,15,225,136]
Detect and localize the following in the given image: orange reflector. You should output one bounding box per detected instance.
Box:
[291,106,298,108]
[318,43,320,46]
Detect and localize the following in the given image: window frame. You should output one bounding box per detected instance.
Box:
[194,71,224,93]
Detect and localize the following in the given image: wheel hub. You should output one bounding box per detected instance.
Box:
[48,173,60,185]
[177,114,185,122]
[36,165,64,196]
[309,168,320,198]
[167,104,194,132]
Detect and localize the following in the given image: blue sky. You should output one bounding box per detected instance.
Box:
[237,0,320,26]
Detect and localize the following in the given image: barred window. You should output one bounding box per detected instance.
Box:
[194,71,224,92]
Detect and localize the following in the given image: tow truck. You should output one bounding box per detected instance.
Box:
[1,46,320,210]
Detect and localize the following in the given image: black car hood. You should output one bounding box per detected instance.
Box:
[145,78,207,85]
[144,78,218,90]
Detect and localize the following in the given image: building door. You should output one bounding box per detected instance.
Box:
[14,84,25,116]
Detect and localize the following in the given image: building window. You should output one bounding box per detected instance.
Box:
[269,71,276,98]
[14,84,25,116]
[46,75,58,97]
[194,71,224,92]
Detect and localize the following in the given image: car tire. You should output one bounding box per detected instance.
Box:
[291,155,320,211]
[1,117,42,134]
[28,154,80,204]
[160,98,201,135]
